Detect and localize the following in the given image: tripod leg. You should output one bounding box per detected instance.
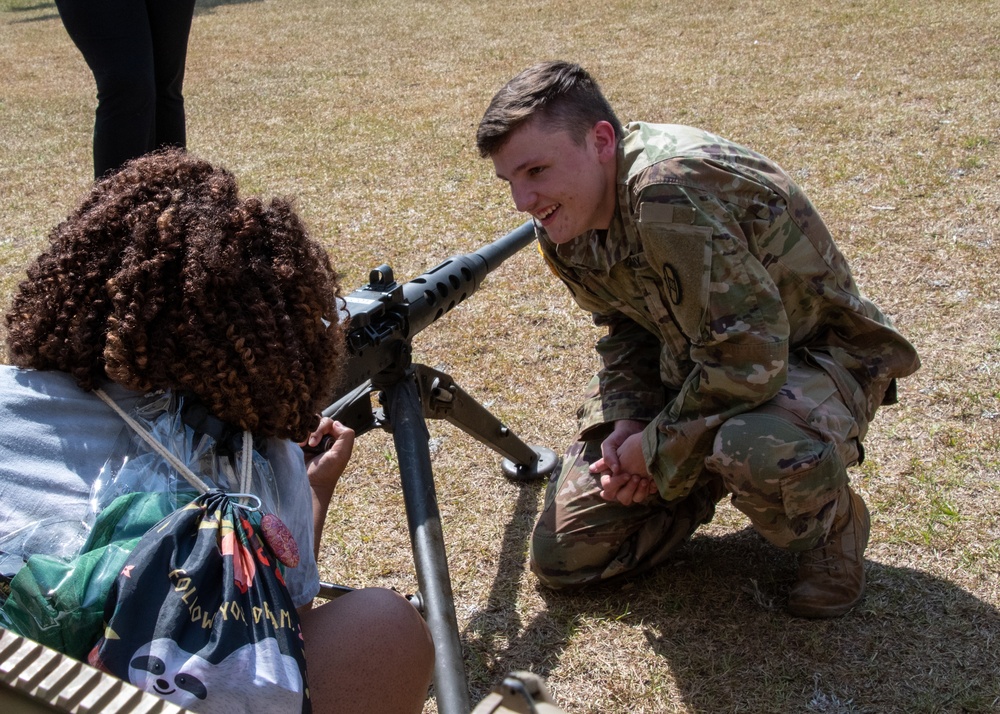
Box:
[384,375,470,714]
[413,364,558,481]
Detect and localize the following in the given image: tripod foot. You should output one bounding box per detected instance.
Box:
[501,445,559,482]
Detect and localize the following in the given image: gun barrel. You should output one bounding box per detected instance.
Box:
[401,220,536,337]
[327,220,537,409]
[469,219,537,273]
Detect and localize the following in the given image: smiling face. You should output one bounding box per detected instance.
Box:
[491,116,619,245]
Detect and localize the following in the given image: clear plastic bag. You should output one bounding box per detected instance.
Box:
[88,391,284,522]
[0,390,283,659]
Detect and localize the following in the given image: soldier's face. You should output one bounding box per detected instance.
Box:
[491,117,618,245]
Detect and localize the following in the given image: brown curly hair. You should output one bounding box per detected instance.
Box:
[5,148,345,441]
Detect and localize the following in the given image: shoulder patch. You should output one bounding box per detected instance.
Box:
[638,202,696,225]
[636,218,712,340]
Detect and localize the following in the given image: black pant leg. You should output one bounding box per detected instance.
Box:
[144,0,197,150]
[55,0,156,177]
[55,0,194,178]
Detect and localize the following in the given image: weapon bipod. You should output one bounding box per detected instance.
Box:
[318,362,558,714]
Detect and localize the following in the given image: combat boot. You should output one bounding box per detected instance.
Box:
[787,487,870,618]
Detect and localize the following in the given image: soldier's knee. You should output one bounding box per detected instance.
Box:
[529,519,616,589]
[711,413,838,488]
[528,533,575,590]
[709,413,847,549]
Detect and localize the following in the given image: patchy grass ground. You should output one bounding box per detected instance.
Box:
[1,0,998,712]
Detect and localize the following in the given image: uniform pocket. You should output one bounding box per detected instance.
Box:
[778,440,846,519]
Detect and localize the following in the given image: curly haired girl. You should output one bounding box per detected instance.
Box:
[1,149,434,714]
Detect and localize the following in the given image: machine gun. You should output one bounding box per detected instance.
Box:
[318,220,558,714]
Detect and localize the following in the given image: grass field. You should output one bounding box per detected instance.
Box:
[1,0,998,712]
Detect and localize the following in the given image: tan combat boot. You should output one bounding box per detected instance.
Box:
[787,487,870,618]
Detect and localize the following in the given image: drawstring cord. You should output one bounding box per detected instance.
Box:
[95,389,256,509]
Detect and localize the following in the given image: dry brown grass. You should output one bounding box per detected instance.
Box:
[2,0,998,712]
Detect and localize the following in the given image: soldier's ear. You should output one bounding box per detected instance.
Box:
[592,121,618,162]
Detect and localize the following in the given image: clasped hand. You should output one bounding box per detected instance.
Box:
[590,419,658,506]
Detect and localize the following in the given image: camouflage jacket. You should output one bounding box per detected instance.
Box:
[537,122,920,499]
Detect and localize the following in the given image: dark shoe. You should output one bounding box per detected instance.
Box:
[787,488,870,618]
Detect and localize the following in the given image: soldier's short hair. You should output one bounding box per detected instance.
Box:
[476,61,624,157]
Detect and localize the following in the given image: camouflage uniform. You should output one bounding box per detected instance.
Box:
[530,123,920,588]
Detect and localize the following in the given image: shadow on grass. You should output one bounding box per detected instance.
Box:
[1,1,57,24]
[194,0,262,12]
[1,0,260,24]
[459,480,562,701]
[3,2,51,13]
[638,531,998,713]
[464,520,999,713]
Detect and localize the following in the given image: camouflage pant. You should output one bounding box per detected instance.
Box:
[530,354,885,589]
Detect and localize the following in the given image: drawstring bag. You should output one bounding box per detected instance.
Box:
[0,490,195,659]
[86,390,311,714]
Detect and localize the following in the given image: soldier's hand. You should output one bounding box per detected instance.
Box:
[599,471,658,506]
[595,419,648,475]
